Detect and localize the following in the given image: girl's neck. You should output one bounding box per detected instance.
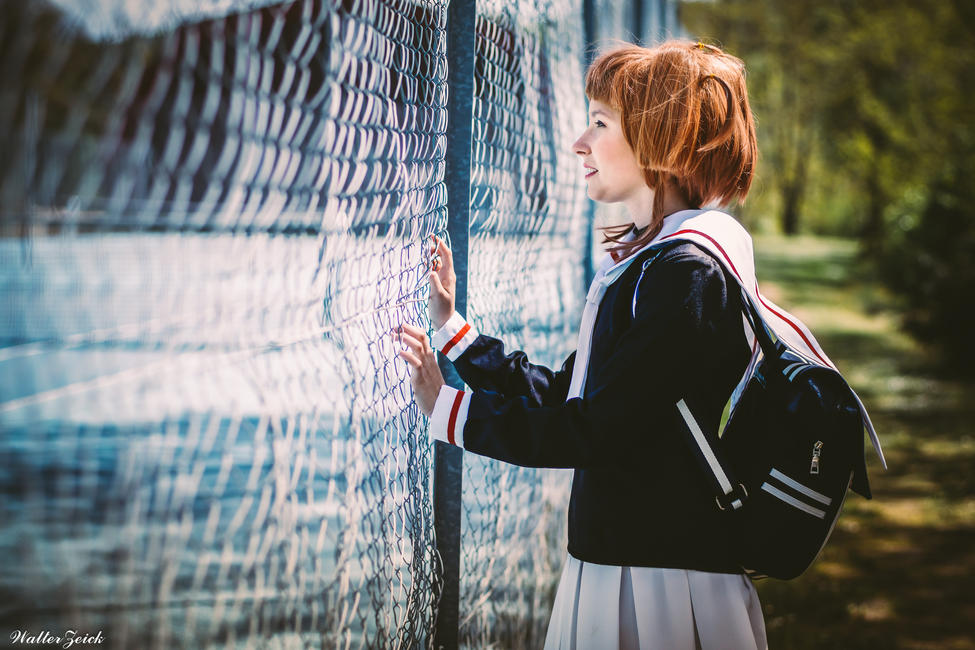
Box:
[628,183,692,230]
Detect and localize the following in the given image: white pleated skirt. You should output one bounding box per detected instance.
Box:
[543,555,767,650]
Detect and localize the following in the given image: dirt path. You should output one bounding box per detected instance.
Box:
[751,235,975,650]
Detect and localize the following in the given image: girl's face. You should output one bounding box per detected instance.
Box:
[571,99,648,206]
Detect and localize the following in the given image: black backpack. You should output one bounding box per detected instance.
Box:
[638,242,874,580]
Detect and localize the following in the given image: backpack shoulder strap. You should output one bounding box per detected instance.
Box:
[627,240,752,510]
[652,212,886,470]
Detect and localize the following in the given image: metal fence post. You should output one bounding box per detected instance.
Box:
[632,0,644,42]
[582,0,597,287]
[434,0,475,647]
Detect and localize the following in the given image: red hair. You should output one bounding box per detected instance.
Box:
[586,40,758,260]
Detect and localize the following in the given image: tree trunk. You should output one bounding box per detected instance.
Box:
[781,179,802,236]
[860,158,885,255]
[780,153,807,236]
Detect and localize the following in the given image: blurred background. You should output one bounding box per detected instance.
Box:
[680,1,975,647]
[682,0,975,372]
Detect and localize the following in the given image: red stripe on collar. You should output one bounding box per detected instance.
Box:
[662,229,830,367]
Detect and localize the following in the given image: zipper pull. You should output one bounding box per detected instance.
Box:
[810,440,823,475]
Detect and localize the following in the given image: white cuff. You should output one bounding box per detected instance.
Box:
[429,384,471,447]
[431,311,479,362]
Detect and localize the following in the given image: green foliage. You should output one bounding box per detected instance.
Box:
[752,235,975,649]
[682,0,975,374]
[880,155,975,372]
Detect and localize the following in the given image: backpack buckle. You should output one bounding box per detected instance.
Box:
[715,483,749,511]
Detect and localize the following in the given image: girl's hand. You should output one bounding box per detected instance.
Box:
[394,322,445,418]
[428,234,456,330]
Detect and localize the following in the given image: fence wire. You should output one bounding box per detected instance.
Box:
[1,0,447,647]
[458,0,588,647]
[0,0,625,645]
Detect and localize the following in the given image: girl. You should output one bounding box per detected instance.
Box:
[395,40,766,649]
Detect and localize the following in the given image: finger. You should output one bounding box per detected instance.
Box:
[395,330,424,351]
[400,323,429,345]
[398,322,427,339]
[429,270,446,295]
[396,347,421,368]
[396,325,433,353]
[435,236,453,265]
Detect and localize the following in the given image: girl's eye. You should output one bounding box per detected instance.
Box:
[593,121,606,128]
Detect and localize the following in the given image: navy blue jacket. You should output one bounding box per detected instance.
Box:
[433,241,751,571]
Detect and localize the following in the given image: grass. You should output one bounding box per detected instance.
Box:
[751,235,975,650]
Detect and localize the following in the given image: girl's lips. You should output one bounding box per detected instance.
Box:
[585,169,598,179]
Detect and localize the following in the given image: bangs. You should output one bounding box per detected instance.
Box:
[584,44,648,110]
[585,40,758,262]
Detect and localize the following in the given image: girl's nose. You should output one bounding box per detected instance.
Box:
[572,135,590,156]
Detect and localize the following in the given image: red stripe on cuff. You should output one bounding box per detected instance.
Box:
[447,390,465,446]
[440,323,471,357]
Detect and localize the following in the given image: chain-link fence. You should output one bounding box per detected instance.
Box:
[457,0,586,646]
[0,0,682,647]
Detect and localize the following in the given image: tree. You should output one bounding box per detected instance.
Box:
[683,0,975,370]
[681,0,831,235]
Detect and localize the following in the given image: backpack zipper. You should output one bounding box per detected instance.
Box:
[810,440,823,475]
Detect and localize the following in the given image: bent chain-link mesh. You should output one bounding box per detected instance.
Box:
[459,0,588,647]
[0,0,611,646]
[0,0,447,647]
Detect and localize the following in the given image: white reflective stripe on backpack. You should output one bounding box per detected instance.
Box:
[676,399,743,509]
[646,209,885,470]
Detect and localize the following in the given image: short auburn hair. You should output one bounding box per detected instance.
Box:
[586,40,758,260]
